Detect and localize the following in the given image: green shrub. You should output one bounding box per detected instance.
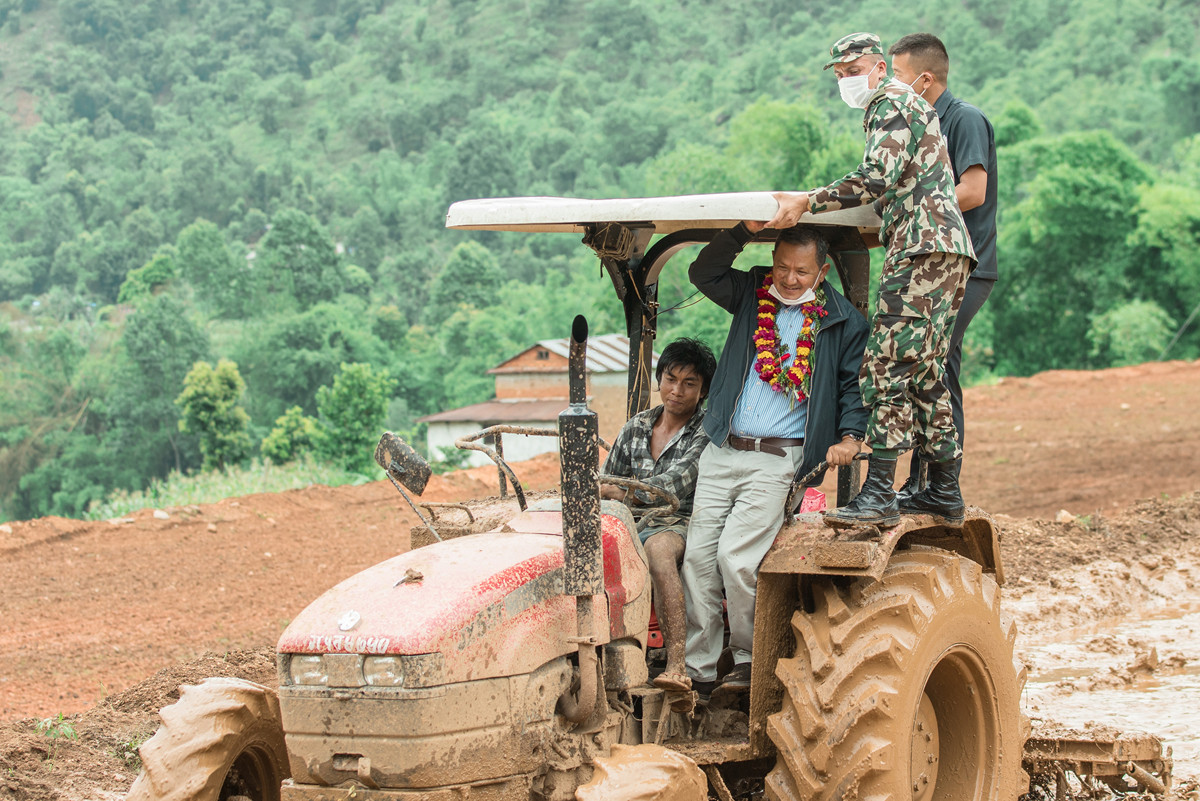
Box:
[36,713,77,742]
[176,359,253,471]
[315,362,396,473]
[117,251,177,304]
[261,406,320,464]
[1087,300,1176,367]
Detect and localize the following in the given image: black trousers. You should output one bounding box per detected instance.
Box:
[946,275,996,449]
[909,274,995,471]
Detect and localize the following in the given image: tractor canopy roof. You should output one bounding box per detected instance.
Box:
[445,192,880,237]
[444,192,880,416]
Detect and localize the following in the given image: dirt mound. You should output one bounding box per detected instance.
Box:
[954,359,1200,520]
[1001,491,1200,584]
[423,451,562,503]
[0,649,276,801]
[0,515,96,552]
[101,648,277,716]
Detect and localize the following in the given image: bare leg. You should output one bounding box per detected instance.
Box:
[645,529,687,687]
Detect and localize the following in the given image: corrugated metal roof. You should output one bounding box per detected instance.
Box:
[418,398,569,424]
[536,333,658,373]
[488,333,659,374]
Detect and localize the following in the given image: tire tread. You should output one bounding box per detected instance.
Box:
[765,549,1027,801]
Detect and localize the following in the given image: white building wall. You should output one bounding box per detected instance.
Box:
[426,420,560,469]
[591,372,627,389]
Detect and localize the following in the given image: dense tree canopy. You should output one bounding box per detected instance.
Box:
[2,0,1199,520]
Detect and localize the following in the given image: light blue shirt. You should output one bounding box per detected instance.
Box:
[730,304,809,439]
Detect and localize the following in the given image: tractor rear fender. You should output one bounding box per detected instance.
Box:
[758,507,1003,584]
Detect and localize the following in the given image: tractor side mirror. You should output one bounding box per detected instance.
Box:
[375,432,432,496]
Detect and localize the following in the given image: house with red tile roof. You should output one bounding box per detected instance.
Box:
[418,334,658,467]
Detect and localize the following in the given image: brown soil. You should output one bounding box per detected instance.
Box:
[950,360,1200,520]
[1,361,1198,799]
[999,491,1200,585]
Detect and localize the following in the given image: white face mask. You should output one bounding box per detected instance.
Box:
[838,74,873,109]
[838,63,881,109]
[769,285,816,306]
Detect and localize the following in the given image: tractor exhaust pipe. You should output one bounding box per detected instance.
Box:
[557,315,604,725]
[561,315,602,594]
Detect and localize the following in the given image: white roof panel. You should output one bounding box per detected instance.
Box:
[445,192,881,234]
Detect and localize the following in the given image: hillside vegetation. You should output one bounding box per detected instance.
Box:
[1,0,1199,521]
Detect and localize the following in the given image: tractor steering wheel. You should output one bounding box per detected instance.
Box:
[596,474,680,531]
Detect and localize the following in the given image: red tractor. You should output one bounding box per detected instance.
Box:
[129,194,1171,801]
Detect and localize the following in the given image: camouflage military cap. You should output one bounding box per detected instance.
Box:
[823,32,884,69]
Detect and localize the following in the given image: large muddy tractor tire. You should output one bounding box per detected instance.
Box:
[765,547,1027,801]
[127,677,289,801]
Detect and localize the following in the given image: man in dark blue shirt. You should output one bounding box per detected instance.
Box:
[889,32,998,504]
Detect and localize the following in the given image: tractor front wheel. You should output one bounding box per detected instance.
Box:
[765,547,1027,801]
[128,677,289,801]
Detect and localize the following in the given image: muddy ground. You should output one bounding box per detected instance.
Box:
[1,360,1199,799]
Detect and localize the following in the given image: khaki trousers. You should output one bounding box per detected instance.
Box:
[681,441,803,682]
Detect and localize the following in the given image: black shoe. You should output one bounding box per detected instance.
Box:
[823,454,900,529]
[899,457,965,527]
[718,662,751,691]
[896,451,924,505]
[692,680,717,704]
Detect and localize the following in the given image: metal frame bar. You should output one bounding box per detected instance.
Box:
[453,424,613,508]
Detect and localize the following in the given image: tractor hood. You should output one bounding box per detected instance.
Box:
[277,506,647,683]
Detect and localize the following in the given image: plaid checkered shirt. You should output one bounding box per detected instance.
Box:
[601,404,709,519]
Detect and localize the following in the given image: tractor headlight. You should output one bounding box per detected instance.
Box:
[289,655,328,686]
[362,656,404,687]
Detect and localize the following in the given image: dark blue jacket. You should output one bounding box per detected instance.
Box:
[689,225,870,485]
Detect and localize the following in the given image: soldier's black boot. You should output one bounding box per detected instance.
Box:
[823,454,900,529]
[898,457,965,527]
[895,451,923,505]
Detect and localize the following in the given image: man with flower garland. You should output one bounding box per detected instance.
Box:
[680,224,869,700]
[764,32,976,531]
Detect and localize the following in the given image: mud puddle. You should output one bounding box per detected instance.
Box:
[1020,603,1200,779]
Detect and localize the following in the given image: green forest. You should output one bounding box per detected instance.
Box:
[2,0,1199,522]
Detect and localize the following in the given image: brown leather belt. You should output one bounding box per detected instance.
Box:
[726,435,804,458]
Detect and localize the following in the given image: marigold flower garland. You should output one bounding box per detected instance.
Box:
[753,274,828,403]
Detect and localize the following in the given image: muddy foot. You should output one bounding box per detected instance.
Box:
[653,670,691,692]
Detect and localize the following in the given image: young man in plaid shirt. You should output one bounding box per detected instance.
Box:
[600,337,717,693]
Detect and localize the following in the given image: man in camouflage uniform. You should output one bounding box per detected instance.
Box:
[764,32,976,528]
